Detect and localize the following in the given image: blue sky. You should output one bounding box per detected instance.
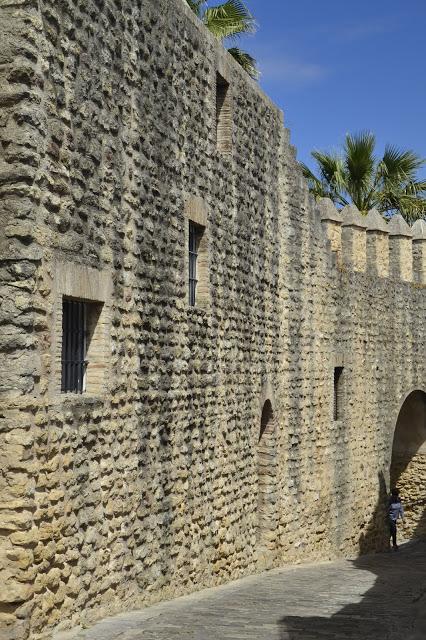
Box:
[240,0,426,170]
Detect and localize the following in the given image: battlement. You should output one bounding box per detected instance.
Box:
[317,198,426,284]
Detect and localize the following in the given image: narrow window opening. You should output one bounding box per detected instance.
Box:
[257,400,277,548]
[216,73,232,153]
[333,366,344,420]
[188,221,204,306]
[61,298,103,394]
[61,298,87,393]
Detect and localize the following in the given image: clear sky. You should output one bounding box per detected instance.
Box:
[240,0,426,171]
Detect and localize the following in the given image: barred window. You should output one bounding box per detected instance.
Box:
[189,221,204,306]
[61,299,88,393]
[333,367,344,420]
[53,262,111,399]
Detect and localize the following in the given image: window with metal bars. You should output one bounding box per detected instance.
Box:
[61,299,88,393]
[189,221,203,306]
[333,367,344,420]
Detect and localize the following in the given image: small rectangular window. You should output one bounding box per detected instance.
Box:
[61,299,87,393]
[333,367,344,420]
[189,221,203,306]
[216,73,232,153]
[54,262,110,399]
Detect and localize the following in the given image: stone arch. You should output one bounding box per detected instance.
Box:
[259,377,276,417]
[390,389,426,539]
[257,398,278,550]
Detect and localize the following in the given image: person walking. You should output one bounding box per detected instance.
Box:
[388,488,404,550]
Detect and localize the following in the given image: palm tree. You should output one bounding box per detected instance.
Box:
[185,0,259,79]
[301,132,426,223]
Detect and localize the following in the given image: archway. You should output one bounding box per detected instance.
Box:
[390,390,426,539]
[257,400,278,549]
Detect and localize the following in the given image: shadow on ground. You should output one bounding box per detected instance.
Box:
[278,492,426,640]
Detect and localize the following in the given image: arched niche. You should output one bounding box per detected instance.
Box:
[257,399,278,549]
[390,389,426,539]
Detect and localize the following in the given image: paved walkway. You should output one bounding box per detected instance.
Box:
[56,541,426,640]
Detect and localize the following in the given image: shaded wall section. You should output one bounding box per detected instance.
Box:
[257,401,278,555]
[391,390,426,538]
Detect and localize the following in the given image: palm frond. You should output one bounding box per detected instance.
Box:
[301,161,348,206]
[343,132,376,210]
[300,163,331,199]
[381,145,425,184]
[377,161,426,221]
[306,132,426,224]
[300,163,318,182]
[185,0,205,16]
[227,47,259,79]
[311,151,346,192]
[377,185,426,222]
[409,180,426,192]
[397,195,426,223]
[203,0,256,40]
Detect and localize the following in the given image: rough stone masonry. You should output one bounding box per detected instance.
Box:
[0,0,425,639]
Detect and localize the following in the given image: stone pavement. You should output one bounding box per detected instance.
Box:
[56,541,426,640]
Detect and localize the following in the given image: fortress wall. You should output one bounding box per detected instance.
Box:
[0,2,47,639]
[319,200,426,551]
[276,176,426,561]
[2,0,293,636]
[0,0,424,638]
[334,272,425,551]
[267,147,341,564]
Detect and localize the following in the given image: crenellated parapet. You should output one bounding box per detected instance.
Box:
[366,208,389,277]
[317,198,343,265]
[388,214,413,282]
[318,198,425,284]
[341,204,368,272]
[412,219,426,284]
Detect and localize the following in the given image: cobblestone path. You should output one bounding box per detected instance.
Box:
[56,541,426,640]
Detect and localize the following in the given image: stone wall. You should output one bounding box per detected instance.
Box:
[0,0,425,639]
[0,2,46,638]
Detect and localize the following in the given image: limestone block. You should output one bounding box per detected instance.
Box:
[412,219,426,284]
[0,573,31,604]
[341,204,368,271]
[0,612,16,626]
[0,509,33,532]
[365,208,389,277]
[388,214,413,281]
[317,198,342,260]
[0,548,33,571]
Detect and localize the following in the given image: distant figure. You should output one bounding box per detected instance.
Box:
[388,488,404,550]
